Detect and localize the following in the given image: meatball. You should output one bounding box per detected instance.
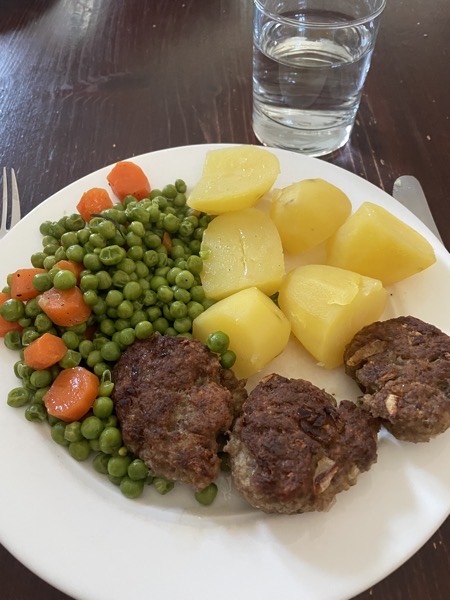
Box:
[344,315,450,442]
[111,334,247,491]
[225,374,379,514]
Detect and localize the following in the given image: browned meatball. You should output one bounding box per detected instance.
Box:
[111,334,247,491]
[344,316,450,442]
[225,374,379,514]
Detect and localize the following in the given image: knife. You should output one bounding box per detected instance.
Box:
[392,175,443,243]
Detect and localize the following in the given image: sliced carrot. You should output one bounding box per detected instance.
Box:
[76,187,113,222]
[0,292,23,337]
[53,260,84,283]
[106,161,151,201]
[23,332,67,370]
[10,268,47,301]
[44,366,99,422]
[162,231,172,253]
[38,286,91,327]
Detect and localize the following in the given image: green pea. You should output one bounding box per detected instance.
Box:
[34,313,53,333]
[21,328,39,346]
[120,477,145,499]
[64,421,83,442]
[175,179,187,193]
[134,320,153,340]
[93,396,114,418]
[24,298,43,318]
[162,184,177,198]
[220,350,236,369]
[31,251,47,268]
[25,402,47,422]
[7,387,31,408]
[118,328,135,346]
[152,317,169,334]
[117,300,134,319]
[207,331,230,354]
[187,301,204,320]
[52,269,77,290]
[51,421,70,446]
[100,341,121,362]
[30,369,53,389]
[99,245,126,266]
[65,213,85,231]
[68,439,91,461]
[66,244,86,263]
[0,298,25,322]
[81,415,105,440]
[61,231,79,248]
[83,289,99,306]
[83,252,103,271]
[123,281,142,301]
[58,349,81,368]
[173,317,192,334]
[108,455,132,478]
[93,452,110,474]
[4,329,22,350]
[79,339,94,359]
[61,330,79,350]
[97,219,117,240]
[80,273,99,291]
[127,245,144,261]
[34,386,50,403]
[94,362,110,377]
[186,255,203,275]
[173,287,191,304]
[153,477,174,495]
[143,249,158,268]
[127,458,149,481]
[195,482,218,506]
[96,270,113,290]
[99,426,122,454]
[190,285,205,303]
[105,289,123,307]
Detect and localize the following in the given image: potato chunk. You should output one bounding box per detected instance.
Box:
[187,146,280,214]
[200,207,284,300]
[278,264,387,369]
[270,178,351,254]
[327,202,436,285]
[192,287,291,379]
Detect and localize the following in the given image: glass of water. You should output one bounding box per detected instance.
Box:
[252,0,386,157]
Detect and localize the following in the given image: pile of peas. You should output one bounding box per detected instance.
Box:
[1,179,234,505]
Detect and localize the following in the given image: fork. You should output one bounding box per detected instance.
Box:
[0,168,21,240]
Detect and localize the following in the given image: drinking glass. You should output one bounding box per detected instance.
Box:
[252,0,386,157]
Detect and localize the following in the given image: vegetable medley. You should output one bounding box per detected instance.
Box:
[0,160,229,504]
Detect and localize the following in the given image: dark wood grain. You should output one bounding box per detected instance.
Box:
[0,1,449,599]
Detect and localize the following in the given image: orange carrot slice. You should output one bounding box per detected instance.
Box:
[44,366,99,421]
[38,286,91,327]
[10,268,47,301]
[106,161,151,201]
[76,187,113,222]
[23,332,67,370]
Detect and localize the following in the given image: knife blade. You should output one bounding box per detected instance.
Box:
[392,175,443,243]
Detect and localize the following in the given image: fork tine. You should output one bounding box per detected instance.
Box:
[1,167,8,235]
[10,168,21,227]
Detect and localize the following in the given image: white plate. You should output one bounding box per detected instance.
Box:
[0,144,449,600]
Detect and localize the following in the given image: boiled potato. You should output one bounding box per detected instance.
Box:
[200,207,284,300]
[187,146,280,214]
[278,264,387,369]
[327,202,436,285]
[270,178,352,254]
[192,287,291,379]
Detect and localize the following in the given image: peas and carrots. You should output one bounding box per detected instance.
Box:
[2,163,228,505]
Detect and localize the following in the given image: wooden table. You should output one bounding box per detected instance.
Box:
[1,1,449,599]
